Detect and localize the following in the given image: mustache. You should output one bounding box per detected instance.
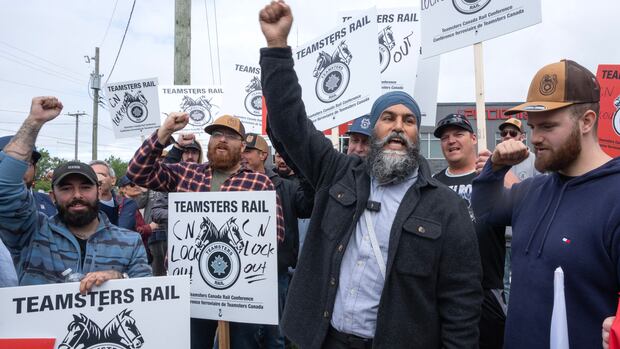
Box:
[67,199,94,208]
[374,131,414,149]
[215,142,230,150]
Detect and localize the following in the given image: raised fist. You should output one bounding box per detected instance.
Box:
[29,96,63,123]
[491,139,529,169]
[259,0,293,48]
[475,149,492,174]
[176,133,196,147]
[158,112,189,143]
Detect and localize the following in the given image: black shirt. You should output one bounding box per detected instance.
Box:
[76,237,88,268]
[434,168,506,289]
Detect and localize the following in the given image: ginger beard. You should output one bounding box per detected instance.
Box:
[207,140,242,171]
[534,121,582,173]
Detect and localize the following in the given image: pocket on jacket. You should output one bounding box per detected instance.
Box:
[394,216,442,277]
[319,184,357,240]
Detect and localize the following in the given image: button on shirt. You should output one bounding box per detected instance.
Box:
[331,169,419,338]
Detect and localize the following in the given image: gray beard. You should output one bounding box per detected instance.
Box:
[367,131,419,184]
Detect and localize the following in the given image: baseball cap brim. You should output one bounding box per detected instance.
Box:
[204,124,243,138]
[505,101,574,116]
[53,172,98,187]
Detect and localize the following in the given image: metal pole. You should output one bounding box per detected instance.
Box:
[92,47,100,160]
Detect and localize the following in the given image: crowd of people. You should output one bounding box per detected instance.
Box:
[0,1,619,348]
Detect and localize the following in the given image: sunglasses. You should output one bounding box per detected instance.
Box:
[437,115,472,129]
[500,129,520,138]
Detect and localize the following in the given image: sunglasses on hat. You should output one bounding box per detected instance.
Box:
[437,115,470,128]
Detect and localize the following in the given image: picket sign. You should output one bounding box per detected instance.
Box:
[474,42,487,152]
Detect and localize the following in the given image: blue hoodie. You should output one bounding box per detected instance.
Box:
[472,157,620,348]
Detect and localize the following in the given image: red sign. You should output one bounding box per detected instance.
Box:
[596,65,620,158]
[458,108,528,121]
[0,339,55,349]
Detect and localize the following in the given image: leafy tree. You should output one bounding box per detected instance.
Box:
[33,148,67,192]
[105,155,129,180]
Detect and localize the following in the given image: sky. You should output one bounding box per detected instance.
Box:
[1,0,619,161]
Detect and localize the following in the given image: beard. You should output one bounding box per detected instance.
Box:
[367,131,419,184]
[207,142,241,171]
[56,198,99,228]
[534,122,582,172]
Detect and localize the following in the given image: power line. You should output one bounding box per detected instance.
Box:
[100,0,120,46]
[0,78,91,99]
[0,40,85,77]
[0,48,83,81]
[106,0,137,84]
[213,0,222,84]
[203,0,216,85]
[0,54,84,86]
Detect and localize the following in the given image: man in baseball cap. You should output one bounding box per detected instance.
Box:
[0,96,151,291]
[345,115,372,158]
[127,111,285,348]
[259,2,483,347]
[472,60,619,349]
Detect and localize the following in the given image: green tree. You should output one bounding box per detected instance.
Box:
[105,155,129,180]
[33,147,67,192]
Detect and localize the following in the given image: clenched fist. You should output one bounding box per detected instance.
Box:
[28,96,63,124]
[158,112,189,144]
[259,0,293,48]
[491,139,529,170]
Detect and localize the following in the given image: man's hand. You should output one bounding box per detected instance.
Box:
[79,270,124,294]
[490,139,529,171]
[603,316,615,349]
[259,0,293,48]
[176,133,196,148]
[28,96,63,124]
[149,222,159,230]
[475,149,492,174]
[157,112,189,144]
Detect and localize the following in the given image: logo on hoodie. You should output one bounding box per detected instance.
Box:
[58,309,144,349]
[195,217,243,290]
[313,41,353,103]
[180,96,215,127]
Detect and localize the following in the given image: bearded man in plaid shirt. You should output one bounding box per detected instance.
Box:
[127,111,285,349]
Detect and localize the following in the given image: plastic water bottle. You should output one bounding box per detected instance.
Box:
[62,268,85,282]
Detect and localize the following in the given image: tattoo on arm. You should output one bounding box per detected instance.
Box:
[4,119,42,162]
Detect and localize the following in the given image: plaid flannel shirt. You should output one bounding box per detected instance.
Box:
[127,131,284,242]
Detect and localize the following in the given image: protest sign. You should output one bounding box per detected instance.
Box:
[420,0,542,57]
[0,275,190,349]
[341,8,421,95]
[293,8,381,131]
[222,63,263,134]
[168,191,279,325]
[105,78,161,139]
[596,65,620,158]
[159,86,224,145]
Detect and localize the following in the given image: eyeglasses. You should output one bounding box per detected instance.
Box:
[211,130,242,141]
[500,129,520,138]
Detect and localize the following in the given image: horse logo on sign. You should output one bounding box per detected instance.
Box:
[196,217,244,290]
[58,309,144,349]
[244,76,263,116]
[378,26,395,73]
[180,96,215,127]
[313,41,353,103]
[122,92,149,124]
[613,95,620,136]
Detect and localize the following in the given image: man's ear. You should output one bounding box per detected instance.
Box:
[240,142,246,153]
[580,109,597,135]
[260,151,268,162]
[49,189,56,203]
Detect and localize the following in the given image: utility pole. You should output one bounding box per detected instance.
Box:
[67,111,87,160]
[88,47,102,160]
[174,0,191,85]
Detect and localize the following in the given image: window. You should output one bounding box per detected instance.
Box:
[419,132,444,160]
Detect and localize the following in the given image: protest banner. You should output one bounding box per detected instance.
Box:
[421,0,541,150]
[596,65,620,158]
[293,8,381,131]
[0,275,190,349]
[105,78,161,139]
[341,7,438,127]
[341,8,421,95]
[420,0,542,58]
[168,191,279,325]
[222,63,263,134]
[159,86,225,145]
